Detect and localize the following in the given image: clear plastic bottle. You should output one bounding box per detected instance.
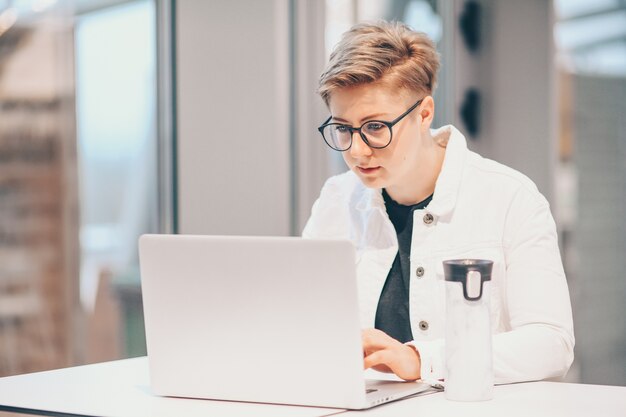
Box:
[443,259,494,401]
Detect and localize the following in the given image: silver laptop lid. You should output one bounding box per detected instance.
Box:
[139,234,367,408]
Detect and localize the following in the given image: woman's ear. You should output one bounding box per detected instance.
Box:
[419,95,435,132]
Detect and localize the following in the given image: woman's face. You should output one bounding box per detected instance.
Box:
[328,83,433,191]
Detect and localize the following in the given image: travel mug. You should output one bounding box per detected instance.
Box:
[443,259,494,401]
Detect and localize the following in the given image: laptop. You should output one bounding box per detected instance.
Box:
[138,234,432,409]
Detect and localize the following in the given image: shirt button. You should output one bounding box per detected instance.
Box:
[415,267,425,277]
[423,213,434,225]
[419,320,429,331]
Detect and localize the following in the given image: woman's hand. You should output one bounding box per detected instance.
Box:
[362,328,421,381]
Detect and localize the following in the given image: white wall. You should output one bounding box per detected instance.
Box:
[488,0,555,203]
[175,0,557,234]
[454,0,555,203]
[176,0,291,236]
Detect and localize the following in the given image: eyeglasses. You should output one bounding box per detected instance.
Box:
[317,98,424,152]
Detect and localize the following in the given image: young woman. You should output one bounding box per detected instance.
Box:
[303,21,574,384]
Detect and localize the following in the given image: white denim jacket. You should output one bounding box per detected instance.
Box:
[302,125,574,385]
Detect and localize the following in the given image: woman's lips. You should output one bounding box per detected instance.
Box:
[357,166,381,175]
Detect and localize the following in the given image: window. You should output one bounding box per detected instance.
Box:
[75,0,158,360]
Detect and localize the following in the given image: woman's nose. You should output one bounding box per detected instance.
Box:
[349,132,372,158]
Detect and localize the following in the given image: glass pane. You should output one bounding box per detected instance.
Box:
[75,0,158,362]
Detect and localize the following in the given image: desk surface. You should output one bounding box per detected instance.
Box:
[347,379,626,417]
[0,357,337,417]
[0,357,624,417]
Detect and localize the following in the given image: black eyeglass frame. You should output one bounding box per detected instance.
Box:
[317,97,424,151]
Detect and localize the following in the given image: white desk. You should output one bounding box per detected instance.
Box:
[0,357,338,417]
[345,380,626,417]
[0,357,624,417]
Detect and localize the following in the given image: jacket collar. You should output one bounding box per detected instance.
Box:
[426,125,468,218]
[355,124,468,218]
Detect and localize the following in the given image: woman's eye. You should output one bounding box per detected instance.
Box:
[365,122,384,131]
[335,125,350,133]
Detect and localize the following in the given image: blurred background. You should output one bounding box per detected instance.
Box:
[0,0,624,386]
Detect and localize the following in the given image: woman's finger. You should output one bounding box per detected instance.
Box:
[364,349,399,375]
[363,349,391,369]
[361,328,399,350]
[364,345,421,381]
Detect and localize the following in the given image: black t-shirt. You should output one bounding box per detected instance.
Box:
[375,189,433,343]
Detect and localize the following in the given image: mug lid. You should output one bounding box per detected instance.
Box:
[443,259,493,301]
[443,259,493,281]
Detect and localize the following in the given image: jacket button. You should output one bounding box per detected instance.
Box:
[419,320,429,331]
[415,267,425,277]
[423,213,434,225]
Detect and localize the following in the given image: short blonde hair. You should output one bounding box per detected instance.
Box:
[319,21,440,106]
